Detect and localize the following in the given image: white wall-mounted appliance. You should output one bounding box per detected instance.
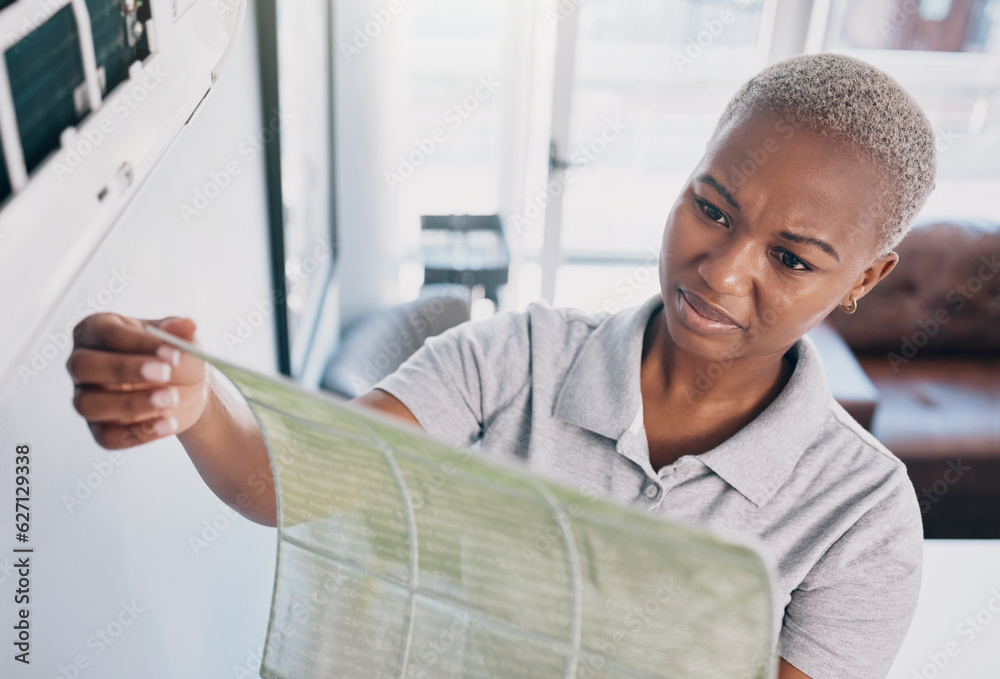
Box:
[0,0,247,393]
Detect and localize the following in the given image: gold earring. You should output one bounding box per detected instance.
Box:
[842,295,858,314]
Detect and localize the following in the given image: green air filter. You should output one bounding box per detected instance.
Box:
[148,325,779,679]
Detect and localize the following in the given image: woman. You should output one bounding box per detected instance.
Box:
[67,53,936,678]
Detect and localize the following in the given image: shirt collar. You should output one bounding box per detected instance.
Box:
[553,294,661,442]
[553,292,833,508]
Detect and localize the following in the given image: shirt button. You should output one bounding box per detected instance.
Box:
[643,483,660,500]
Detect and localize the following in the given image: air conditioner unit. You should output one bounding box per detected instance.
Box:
[0,0,247,390]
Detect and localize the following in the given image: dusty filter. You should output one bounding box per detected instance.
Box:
[147,324,778,679]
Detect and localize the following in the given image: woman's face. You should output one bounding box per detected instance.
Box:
[659,108,896,362]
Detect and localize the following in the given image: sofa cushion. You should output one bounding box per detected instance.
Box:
[827,221,1000,354]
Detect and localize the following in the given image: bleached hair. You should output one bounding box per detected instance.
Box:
[712,52,937,258]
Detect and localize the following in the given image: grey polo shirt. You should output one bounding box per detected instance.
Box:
[373,292,923,679]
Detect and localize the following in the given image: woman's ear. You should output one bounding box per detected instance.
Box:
[846,251,899,305]
[866,250,899,290]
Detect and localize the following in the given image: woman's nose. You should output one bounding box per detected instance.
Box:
[696,237,755,298]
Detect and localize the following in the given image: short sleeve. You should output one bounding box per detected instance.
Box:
[778,469,924,678]
[372,309,531,447]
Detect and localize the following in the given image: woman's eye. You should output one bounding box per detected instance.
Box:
[695,198,728,226]
[778,250,810,271]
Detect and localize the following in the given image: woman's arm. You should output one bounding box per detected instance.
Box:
[174,365,277,526]
[68,313,422,529]
[779,658,811,679]
[176,385,422,527]
[353,388,422,428]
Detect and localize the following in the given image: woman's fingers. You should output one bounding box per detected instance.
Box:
[87,417,179,450]
[73,384,185,425]
[66,348,175,388]
[67,312,210,450]
[67,320,203,389]
[72,313,165,354]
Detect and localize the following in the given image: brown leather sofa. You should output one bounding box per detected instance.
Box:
[826,221,1000,538]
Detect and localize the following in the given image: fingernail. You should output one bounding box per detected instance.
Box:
[150,387,179,409]
[141,361,171,383]
[153,416,178,436]
[156,345,181,366]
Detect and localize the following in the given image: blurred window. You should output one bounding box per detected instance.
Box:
[551,0,767,309]
[822,0,1000,220]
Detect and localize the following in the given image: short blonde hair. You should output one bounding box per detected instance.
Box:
[712,53,937,258]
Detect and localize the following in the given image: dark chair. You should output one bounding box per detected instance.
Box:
[320,284,472,399]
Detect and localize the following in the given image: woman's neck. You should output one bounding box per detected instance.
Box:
[640,306,794,416]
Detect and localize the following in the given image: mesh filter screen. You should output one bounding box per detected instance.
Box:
[147,324,777,679]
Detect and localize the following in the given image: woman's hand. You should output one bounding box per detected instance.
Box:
[66,312,277,525]
[67,314,210,449]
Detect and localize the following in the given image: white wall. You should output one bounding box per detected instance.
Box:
[0,2,280,677]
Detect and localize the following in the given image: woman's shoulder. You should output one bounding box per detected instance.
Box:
[792,333,911,479]
[520,298,614,329]
[827,397,907,467]
[802,398,922,536]
[433,300,607,355]
[447,297,634,353]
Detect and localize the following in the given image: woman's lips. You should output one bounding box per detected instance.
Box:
[676,288,744,335]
